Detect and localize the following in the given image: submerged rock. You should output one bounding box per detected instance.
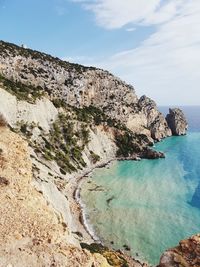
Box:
[158,234,200,267]
[166,108,188,135]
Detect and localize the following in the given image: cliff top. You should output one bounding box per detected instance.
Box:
[0,40,97,73]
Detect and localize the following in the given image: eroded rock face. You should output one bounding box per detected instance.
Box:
[138,96,172,141]
[0,126,134,267]
[166,108,188,135]
[159,234,200,267]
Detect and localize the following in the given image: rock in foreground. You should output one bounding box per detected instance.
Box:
[166,108,188,135]
[159,234,200,267]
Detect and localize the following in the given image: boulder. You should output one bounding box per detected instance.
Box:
[140,147,165,159]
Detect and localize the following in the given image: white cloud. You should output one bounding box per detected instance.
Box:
[126,27,136,32]
[71,0,200,105]
[73,0,185,29]
[85,0,160,29]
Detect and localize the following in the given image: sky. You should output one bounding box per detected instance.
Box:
[0,0,199,105]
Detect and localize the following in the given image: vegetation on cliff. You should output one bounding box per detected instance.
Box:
[0,73,45,103]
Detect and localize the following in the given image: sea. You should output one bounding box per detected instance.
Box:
[81,106,200,265]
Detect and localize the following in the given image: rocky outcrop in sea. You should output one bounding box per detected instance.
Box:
[166,108,188,135]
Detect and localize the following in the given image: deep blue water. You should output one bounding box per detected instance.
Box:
[160,106,200,209]
[81,106,200,265]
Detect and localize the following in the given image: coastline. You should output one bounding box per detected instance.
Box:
[68,150,165,245]
[67,155,151,267]
[69,157,116,244]
[0,40,193,267]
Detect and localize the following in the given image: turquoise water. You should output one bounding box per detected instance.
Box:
[81,107,200,265]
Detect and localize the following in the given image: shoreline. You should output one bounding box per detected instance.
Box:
[70,157,116,243]
[68,155,150,266]
[69,150,164,244]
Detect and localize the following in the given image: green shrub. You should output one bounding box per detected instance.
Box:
[40,113,87,173]
[90,151,100,164]
[115,131,141,157]
[52,98,66,108]
[0,74,44,103]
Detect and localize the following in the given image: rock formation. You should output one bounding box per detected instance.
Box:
[0,124,144,267]
[140,147,165,159]
[0,40,171,141]
[0,126,92,266]
[138,96,172,140]
[159,234,200,267]
[0,40,191,267]
[166,108,188,135]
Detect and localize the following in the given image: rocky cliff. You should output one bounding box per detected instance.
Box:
[0,40,177,182]
[0,40,171,141]
[0,125,140,267]
[0,40,191,267]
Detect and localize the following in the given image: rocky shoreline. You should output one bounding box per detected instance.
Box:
[70,169,150,267]
[66,160,149,267]
[67,122,187,265]
[69,151,167,265]
[72,158,116,242]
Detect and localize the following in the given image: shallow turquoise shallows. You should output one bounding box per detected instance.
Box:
[81,107,200,265]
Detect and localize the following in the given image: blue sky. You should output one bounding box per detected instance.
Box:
[0,0,200,105]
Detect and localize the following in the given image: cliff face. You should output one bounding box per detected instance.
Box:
[0,125,143,267]
[0,40,171,140]
[0,126,127,267]
[138,96,171,140]
[0,40,176,184]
